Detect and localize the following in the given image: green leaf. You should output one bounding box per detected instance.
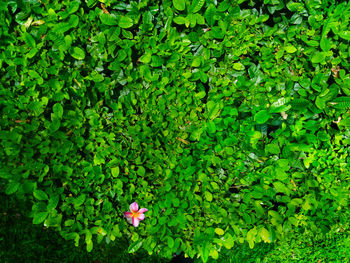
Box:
[311,52,326,63]
[195,91,206,99]
[53,103,63,119]
[139,52,152,63]
[167,236,175,248]
[285,45,297,53]
[206,121,216,133]
[33,189,49,201]
[0,170,11,179]
[118,16,133,29]
[291,98,311,110]
[111,167,120,177]
[28,101,44,116]
[206,101,220,120]
[151,56,164,67]
[191,0,205,13]
[210,249,219,260]
[260,228,271,243]
[86,239,93,252]
[173,0,185,11]
[196,13,205,24]
[173,198,180,207]
[315,96,326,110]
[233,62,244,70]
[215,228,225,235]
[320,38,331,52]
[47,195,60,211]
[338,31,350,40]
[273,181,288,193]
[201,242,210,263]
[70,47,85,60]
[204,4,216,26]
[64,219,75,227]
[269,97,291,113]
[49,119,61,132]
[33,212,49,224]
[329,97,350,109]
[137,166,146,176]
[265,144,280,154]
[74,194,86,206]
[66,1,80,15]
[5,182,20,195]
[23,32,36,48]
[173,16,187,25]
[128,240,143,253]
[254,110,271,124]
[247,228,257,242]
[100,13,117,26]
[191,57,201,67]
[204,191,213,201]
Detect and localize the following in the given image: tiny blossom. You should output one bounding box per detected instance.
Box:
[124,202,148,227]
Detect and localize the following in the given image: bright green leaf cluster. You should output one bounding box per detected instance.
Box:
[1,0,349,262]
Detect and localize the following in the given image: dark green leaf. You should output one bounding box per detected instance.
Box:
[33,212,49,224]
[33,189,49,201]
[53,103,63,119]
[74,194,86,206]
[5,182,20,195]
[23,32,36,48]
[329,97,350,109]
[47,195,60,211]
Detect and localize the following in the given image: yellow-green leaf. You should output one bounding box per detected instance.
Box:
[260,227,271,243]
[111,167,120,177]
[285,45,297,53]
[204,191,213,201]
[173,0,185,11]
[215,228,225,235]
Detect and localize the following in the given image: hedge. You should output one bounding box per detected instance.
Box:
[1,0,349,262]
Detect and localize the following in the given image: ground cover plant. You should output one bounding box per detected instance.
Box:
[2,193,348,262]
[0,0,349,262]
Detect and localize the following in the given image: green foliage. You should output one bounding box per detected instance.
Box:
[218,223,350,263]
[0,0,349,262]
[0,194,162,262]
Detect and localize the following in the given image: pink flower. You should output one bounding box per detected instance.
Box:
[124,202,148,227]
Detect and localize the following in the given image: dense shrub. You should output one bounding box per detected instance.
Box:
[0,193,162,263]
[1,0,349,261]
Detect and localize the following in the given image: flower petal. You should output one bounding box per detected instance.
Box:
[127,217,132,224]
[132,217,140,227]
[124,212,132,218]
[139,208,148,213]
[137,213,145,221]
[130,202,139,213]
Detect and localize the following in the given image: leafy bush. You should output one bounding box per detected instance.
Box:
[0,193,162,263]
[1,0,349,262]
[219,223,350,263]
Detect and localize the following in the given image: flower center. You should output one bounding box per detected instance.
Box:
[132,211,140,218]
